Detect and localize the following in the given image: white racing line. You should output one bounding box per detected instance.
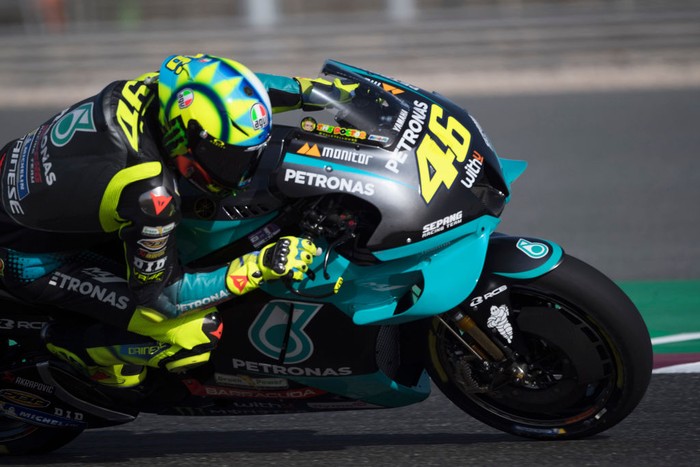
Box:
[652,333,700,374]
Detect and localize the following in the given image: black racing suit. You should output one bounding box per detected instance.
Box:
[0,73,305,331]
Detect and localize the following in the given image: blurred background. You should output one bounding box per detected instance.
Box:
[1,0,699,105]
[0,0,699,281]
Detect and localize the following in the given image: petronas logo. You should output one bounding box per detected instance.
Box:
[249,301,322,364]
[50,103,96,147]
[516,238,550,259]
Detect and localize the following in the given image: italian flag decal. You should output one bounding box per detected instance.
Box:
[177,88,195,109]
[250,103,269,130]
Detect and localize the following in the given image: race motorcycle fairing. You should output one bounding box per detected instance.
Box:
[0,60,652,455]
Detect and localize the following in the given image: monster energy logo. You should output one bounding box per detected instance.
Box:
[248,301,322,365]
[50,103,96,147]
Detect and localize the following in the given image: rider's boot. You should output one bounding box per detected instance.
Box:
[123,307,223,371]
[43,308,222,387]
[44,327,148,388]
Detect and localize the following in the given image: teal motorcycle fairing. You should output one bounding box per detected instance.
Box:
[131,60,565,410]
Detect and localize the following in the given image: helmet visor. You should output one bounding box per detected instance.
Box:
[188,126,268,190]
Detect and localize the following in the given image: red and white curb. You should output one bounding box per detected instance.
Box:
[652,333,700,374]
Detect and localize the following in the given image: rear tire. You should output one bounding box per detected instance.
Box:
[427,254,653,439]
[0,336,84,455]
[0,418,82,455]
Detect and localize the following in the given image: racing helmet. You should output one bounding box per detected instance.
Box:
[158,54,272,194]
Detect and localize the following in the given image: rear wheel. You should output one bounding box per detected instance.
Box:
[427,254,652,439]
[0,336,84,455]
[0,418,82,456]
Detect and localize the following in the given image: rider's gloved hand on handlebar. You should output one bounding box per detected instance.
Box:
[225,236,318,295]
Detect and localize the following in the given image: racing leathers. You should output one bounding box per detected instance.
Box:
[0,69,343,385]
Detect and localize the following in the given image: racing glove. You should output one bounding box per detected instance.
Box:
[295,77,359,111]
[225,236,318,296]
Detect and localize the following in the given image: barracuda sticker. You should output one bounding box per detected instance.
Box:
[183,379,325,399]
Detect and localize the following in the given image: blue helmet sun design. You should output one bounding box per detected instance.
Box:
[158,54,272,193]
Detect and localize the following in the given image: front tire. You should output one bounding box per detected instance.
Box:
[427,254,652,439]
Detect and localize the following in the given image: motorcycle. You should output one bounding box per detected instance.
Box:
[0,60,652,455]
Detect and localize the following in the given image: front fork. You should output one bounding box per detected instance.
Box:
[436,274,533,389]
[434,234,564,389]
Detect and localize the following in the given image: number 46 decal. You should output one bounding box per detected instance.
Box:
[416,104,473,204]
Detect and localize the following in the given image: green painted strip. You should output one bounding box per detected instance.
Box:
[618,280,700,354]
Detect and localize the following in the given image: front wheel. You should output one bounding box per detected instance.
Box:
[427,254,653,439]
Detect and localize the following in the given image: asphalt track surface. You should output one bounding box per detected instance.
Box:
[1,88,699,465]
[2,375,699,467]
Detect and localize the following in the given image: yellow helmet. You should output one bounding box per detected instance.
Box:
[158,54,272,193]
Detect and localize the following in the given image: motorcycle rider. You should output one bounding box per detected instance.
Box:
[0,53,358,387]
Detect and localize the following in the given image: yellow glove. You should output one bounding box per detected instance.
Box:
[225,236,318,295]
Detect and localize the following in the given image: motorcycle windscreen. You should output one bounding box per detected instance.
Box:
[275,60,510,255]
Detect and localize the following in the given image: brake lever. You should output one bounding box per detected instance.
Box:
[281,274,342,299]
[289,226,352,297]
[322,230,355,280]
